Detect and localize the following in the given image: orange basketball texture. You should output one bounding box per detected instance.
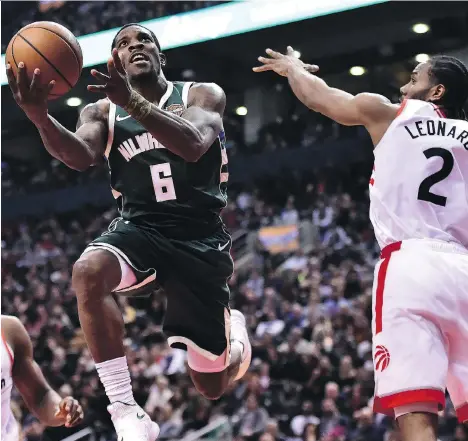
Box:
[5,22,83,99]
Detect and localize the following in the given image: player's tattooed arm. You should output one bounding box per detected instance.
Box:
[127,82,225,162]
[35,99,108,171]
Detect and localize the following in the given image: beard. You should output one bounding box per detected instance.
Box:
[403,87,433,102]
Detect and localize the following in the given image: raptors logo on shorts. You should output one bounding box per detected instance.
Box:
[374,345,390,372]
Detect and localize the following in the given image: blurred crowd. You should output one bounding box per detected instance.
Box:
[2,111,357,197]
[2,162,466,441]
[1,1,226,52]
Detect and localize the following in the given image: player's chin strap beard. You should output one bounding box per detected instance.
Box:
[124,90,152,121]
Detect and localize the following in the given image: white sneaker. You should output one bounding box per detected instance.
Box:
[108,402,160,441]
[230,309,252,380]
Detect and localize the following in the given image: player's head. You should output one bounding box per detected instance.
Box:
[112,23,166,80]
[400,55,468,119]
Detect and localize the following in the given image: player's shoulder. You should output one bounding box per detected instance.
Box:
[354,93,398,111]
[187,82,226,111]
[1,315,29,349]
[1,314,23,332]
[354,93,400,125]
[79,98,110,124]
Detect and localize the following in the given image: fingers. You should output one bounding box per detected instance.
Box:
[252,65,273,73]
[56,398,83,427]
[17,62,29,96]
[91,69,110,82]
[6,64,18,94]
[304,64,320,73]
[87,84,107,93]
[64,399,77,427]
[67,404,84,427]
[29,68,41,91]
[111,48,126,75]
[48,80,56,94]
[57,397,69,413]
[257,56,273,65]
[265,48,283,59]
[107,57,119,78]
[286,46,295,56]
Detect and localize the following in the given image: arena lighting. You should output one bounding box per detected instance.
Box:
[415,53,430,63]
[1,0,388,86]
[66,97,82,107]
[293,50,301,58]
[412,23,430,34]
[236,106,248,116]
[349,66,366,76]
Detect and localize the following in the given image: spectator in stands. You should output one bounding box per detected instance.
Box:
[290,401,320,437]
[281,197,299,225]
[153,404,182,439]
[350,407,385,441]
[236,394,269,440]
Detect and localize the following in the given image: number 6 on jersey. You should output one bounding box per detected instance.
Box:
[150,163,177,202]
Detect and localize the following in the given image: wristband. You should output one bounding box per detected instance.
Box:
[124,90,152,121]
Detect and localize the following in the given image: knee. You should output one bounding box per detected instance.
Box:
[72,250,120,299]
[189,370,228,401]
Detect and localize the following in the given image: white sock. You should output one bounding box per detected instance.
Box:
[96,356,136,405]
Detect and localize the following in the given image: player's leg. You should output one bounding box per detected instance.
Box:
[162,228,251,400]
[396,412,438,441]
[372,244,450,441]
[446,253,468,424]
[162,275,251,401]
[187,309,251,400]
[72,249,123,363]
[72,221,159,441]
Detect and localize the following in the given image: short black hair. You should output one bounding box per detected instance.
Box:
[111,23,161,52]
[428,55,468,120]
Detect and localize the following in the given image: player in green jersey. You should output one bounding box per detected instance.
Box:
[7,23,251,441]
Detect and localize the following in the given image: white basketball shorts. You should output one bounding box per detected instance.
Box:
[372,239,468,423]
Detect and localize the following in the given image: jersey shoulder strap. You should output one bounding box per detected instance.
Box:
[172,81,194,107]
[399,99,446,120]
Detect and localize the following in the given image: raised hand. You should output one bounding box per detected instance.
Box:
[6,62,55,126]
[88,48,132,108]
[253,46,319,77]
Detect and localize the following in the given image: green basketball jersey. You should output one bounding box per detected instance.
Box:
[104,81,229,238]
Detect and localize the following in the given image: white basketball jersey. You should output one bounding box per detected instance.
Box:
[369,99,468,249]
[1,331,17,441]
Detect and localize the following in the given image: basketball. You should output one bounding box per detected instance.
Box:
[5,21,83,100]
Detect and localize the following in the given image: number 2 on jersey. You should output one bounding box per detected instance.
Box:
[150,163,177,202]
[417,147,454,207]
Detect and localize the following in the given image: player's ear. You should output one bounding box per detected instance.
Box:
[429,83,445,103]
[160,53,167,67]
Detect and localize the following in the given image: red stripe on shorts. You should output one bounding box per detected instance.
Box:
[374,388,445,415]
[457,403,468,423]
[375,241,402,334]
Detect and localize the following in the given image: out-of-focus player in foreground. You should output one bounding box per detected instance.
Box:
[254,50,468,440]
[6,23,251,441]
[1,315,84,441]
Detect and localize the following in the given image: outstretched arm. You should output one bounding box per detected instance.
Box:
[3,316,84,427]
[254,47,399,143]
